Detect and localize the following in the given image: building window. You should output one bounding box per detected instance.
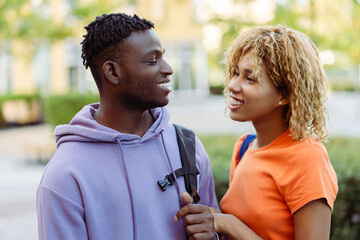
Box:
[0,53,12,94]
[69,66,79,91]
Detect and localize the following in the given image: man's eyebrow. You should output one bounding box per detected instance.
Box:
[144,49,165,56]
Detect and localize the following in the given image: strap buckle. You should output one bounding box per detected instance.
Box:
[157,174,176,191]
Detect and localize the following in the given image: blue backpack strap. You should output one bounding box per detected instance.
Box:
[237,134,256,164]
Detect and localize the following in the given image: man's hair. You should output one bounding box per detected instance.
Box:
[224,25,328,142]
[81,13,154,72]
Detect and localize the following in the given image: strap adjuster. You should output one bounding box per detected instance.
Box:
[157,173,176,191]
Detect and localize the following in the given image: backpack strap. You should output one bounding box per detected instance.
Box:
[157,124,200,203]
[237,134,256,165]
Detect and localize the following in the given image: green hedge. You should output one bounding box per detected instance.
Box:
[43,93,99,128]
[198,134,360,240]
[325,137,360,239]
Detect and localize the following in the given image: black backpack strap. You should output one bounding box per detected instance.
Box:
[237,134,256,165]
[157,124,200,203]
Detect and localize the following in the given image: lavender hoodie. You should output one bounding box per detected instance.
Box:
[36,103,218,240]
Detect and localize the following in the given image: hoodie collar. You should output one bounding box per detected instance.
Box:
[54,103,170,147]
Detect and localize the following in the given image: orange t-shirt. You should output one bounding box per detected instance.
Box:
[220,130,338,240]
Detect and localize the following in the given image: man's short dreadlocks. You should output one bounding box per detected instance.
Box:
[81,13,154,69]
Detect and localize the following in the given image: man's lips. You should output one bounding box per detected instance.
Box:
[157,81,172,92]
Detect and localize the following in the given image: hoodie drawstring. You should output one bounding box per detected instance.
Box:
[160,132,182,209]
[116,137,137,240]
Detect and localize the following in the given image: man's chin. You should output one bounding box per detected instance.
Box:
[142,98,169,111]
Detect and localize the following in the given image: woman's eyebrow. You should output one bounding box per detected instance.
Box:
[244,68,253,74]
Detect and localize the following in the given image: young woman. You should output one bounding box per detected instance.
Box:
[175,25,338,240]
[216,25,338,240]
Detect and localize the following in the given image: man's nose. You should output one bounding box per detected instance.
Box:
[161,60,173,75]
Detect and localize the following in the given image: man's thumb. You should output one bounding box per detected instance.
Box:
[181,192,193,205]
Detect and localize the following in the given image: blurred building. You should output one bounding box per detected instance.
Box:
[0,0,209,97]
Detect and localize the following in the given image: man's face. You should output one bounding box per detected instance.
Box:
[117,29,173,111]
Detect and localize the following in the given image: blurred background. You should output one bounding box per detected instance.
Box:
[0,0,359,239]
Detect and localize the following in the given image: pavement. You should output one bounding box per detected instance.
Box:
[0,92,359,240]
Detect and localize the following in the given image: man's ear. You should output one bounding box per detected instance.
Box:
[103,61,121,85]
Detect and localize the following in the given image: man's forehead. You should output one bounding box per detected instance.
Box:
[122,29,163,52]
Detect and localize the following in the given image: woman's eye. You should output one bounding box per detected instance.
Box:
[247,76,256,82]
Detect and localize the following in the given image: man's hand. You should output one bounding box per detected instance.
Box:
[175,192,217,240]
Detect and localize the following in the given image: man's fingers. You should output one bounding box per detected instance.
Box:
[175,204,212,221]
[176,208,213,227]
[175,204,193,221]
[174,192,194,221]
[209,207,220,213]
[181,192,193,205]
[187,231,216,240]
[185,222,216,240]
[183,212,207,225]
[174,193,216,239]
[175,192,212,222]
[174,192,192,221]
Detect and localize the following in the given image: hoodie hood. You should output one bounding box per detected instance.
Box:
[54,103,170,147]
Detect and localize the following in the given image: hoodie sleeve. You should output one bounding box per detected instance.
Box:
[195,137,219,209]
[37,185,88,240]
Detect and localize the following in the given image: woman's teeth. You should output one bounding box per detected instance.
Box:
[230,97,243,106]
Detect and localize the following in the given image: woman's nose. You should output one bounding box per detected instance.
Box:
[228,76,242,93]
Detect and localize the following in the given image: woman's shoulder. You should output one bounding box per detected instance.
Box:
[235,133,254,146]
[295,136,327,156]
[283,136,329,171]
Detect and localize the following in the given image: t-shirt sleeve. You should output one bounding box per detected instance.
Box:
[277,141,338,214]
[229,135,247,185]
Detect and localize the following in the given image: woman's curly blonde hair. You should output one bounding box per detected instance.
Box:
[224,25,328,142]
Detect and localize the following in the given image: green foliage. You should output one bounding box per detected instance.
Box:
[0,0,70,42]
[209,85,225,95]
[210,0,360,69]
[325,137,360,239]
[0,93,41,103]
[0,0,125,43]
[198,134,239,201]
[330,82,357,92]
[199,134,360,238]
[43,93,99,128]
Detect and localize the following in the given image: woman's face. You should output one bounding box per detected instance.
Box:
[227,53,285,125]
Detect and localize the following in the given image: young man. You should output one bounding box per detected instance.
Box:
[36,13,218,239]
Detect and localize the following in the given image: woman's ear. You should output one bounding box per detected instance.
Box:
[278,97,289,106]
[103,61,121,85]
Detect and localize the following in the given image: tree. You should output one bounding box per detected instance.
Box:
[0,0,126,50]
[207,0,360,89]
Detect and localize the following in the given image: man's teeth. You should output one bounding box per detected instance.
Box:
[158,82,169,87]
[158,82,172,90]
[230,97,243,106]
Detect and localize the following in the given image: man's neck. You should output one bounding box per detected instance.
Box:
[93,104,155,137]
